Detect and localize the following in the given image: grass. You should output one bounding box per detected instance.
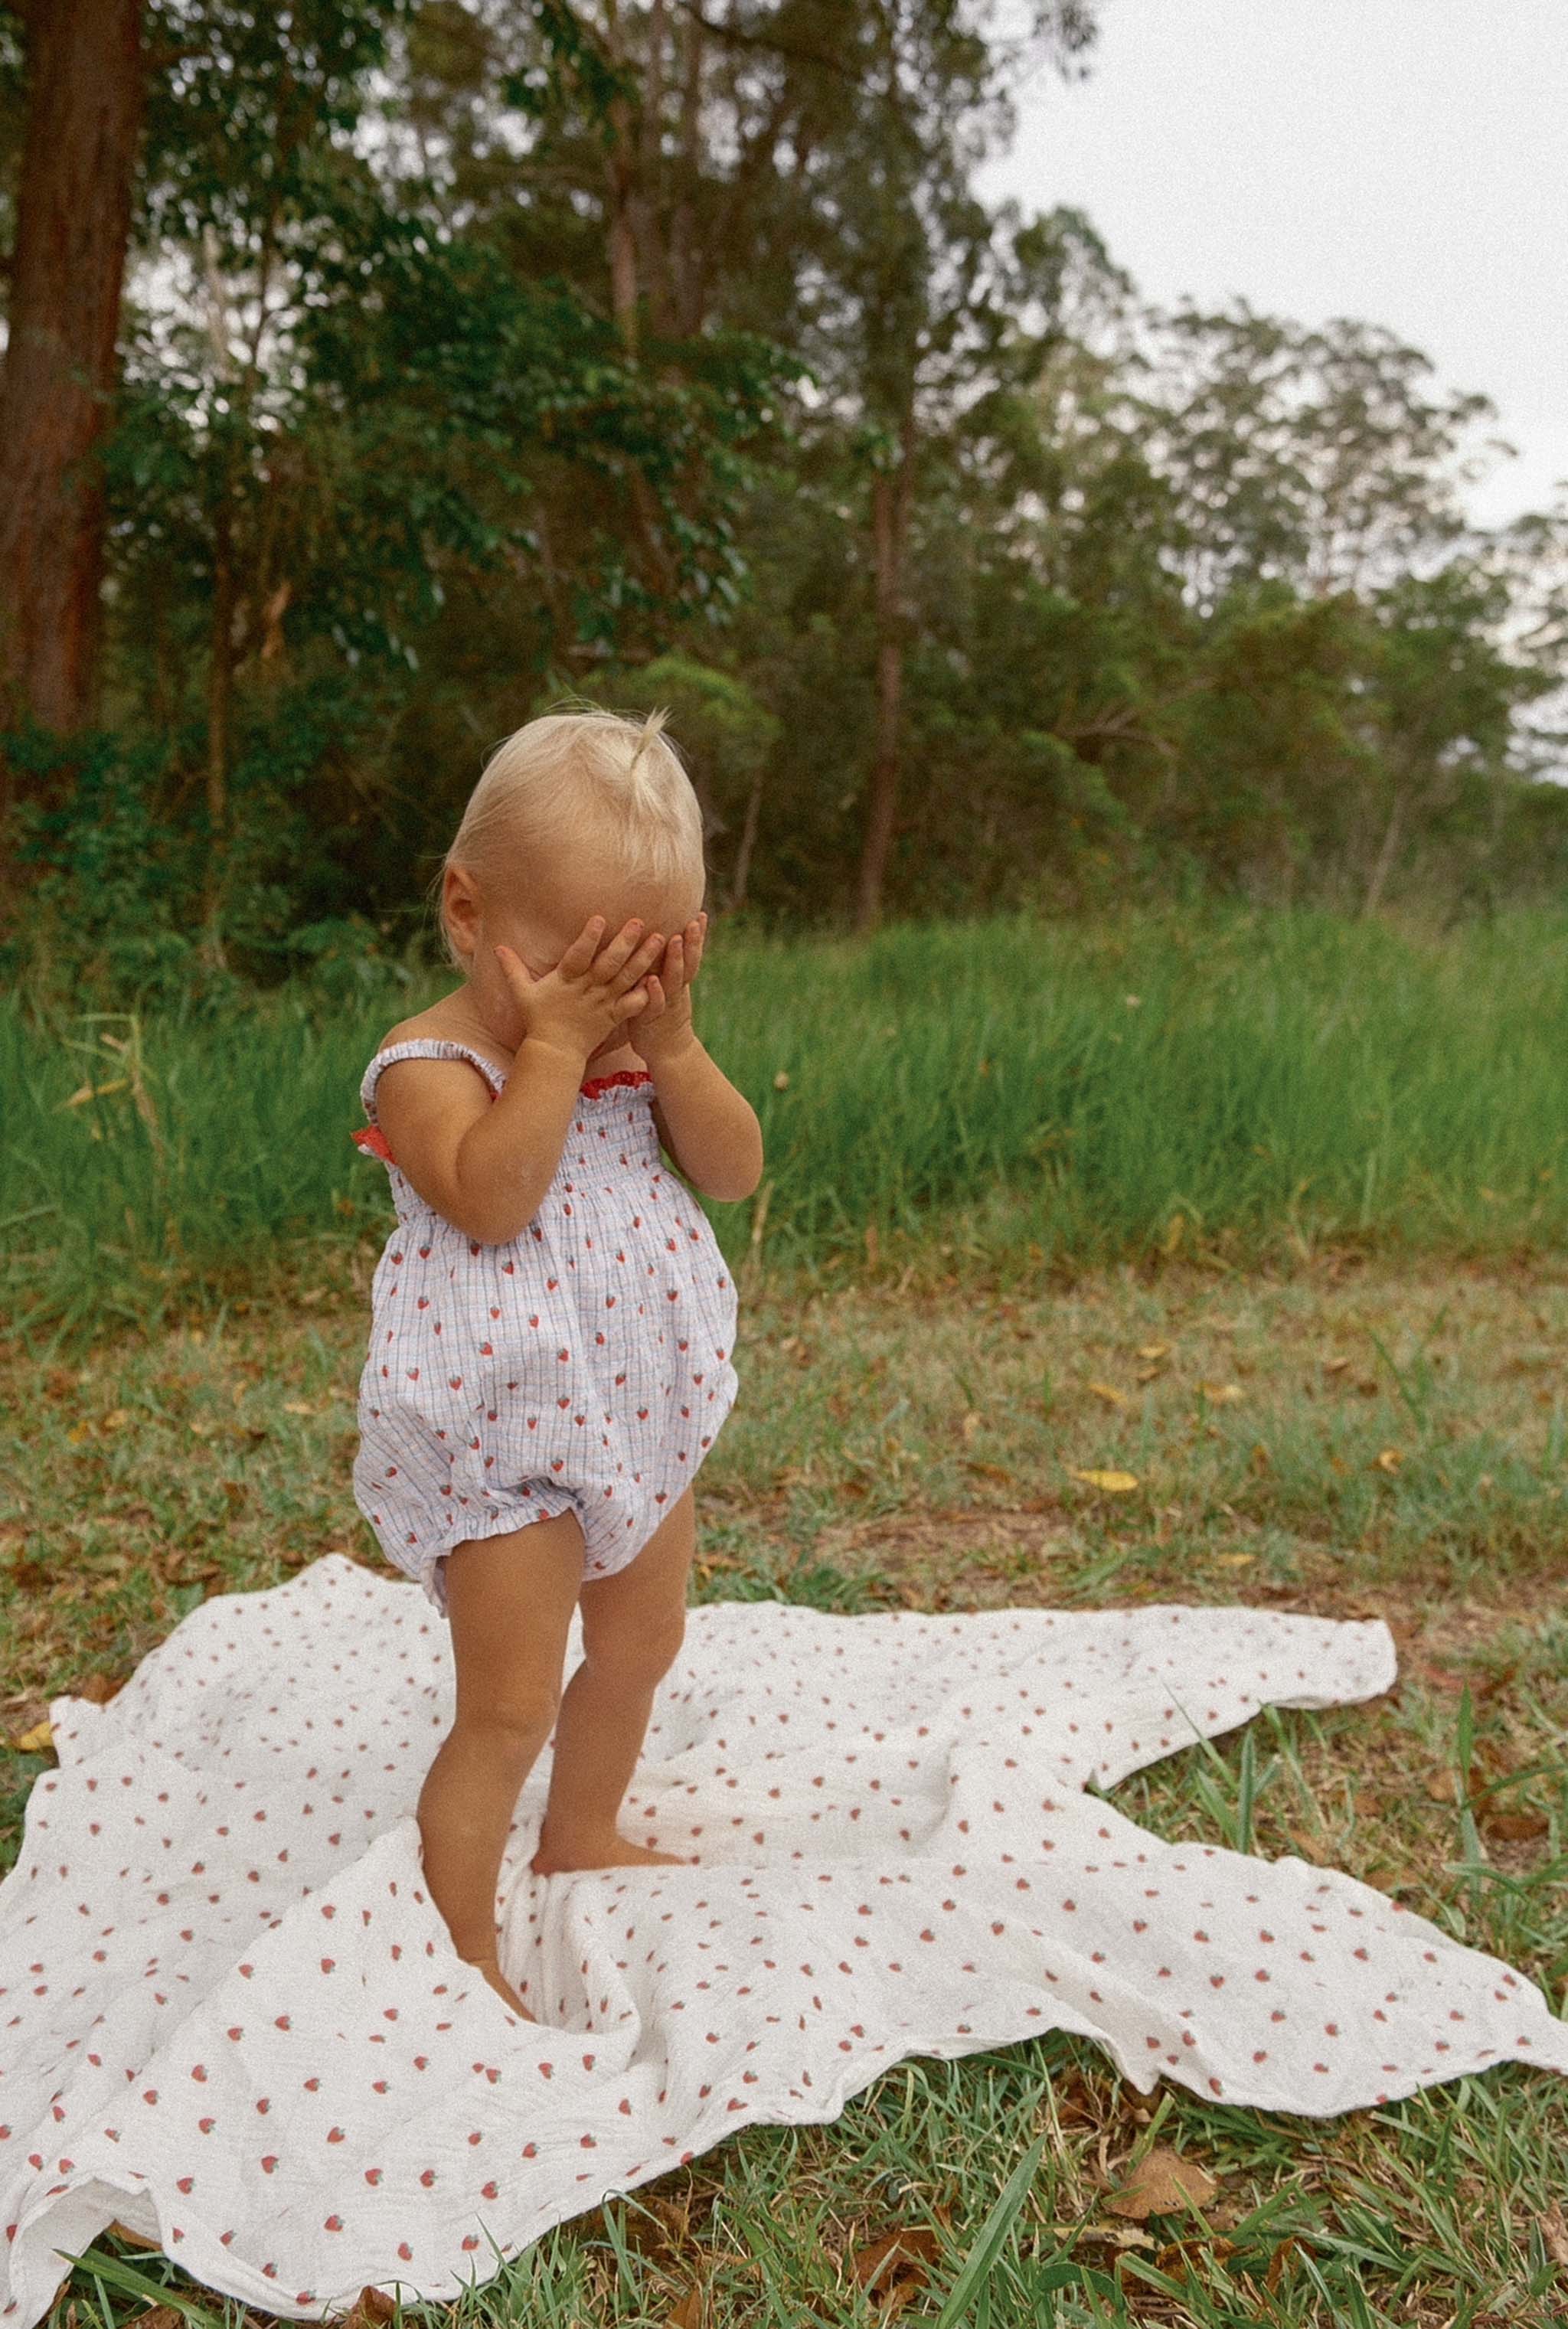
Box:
[5,906,1568,1349]
[3,1243,1566,2326]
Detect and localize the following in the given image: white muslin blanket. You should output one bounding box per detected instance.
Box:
[3,1554,1564,2324]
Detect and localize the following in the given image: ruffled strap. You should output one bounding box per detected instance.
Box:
[350,1041,655,1169]
[352,1037,508,1170]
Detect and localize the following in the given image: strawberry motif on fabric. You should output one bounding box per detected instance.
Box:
[348,1038,738,1613]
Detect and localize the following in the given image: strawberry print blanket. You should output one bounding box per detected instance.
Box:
[2,1554,1564,2325]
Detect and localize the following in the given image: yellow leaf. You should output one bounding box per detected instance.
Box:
[282,1400,316,1416]
[101,1408,131,1432]
[57,1077,129,1110]
[1047,2223,1156,2251]
[1200,1383,1245,1405]
[959,1411,981,1442]
[1374,1447,1403,1475]
[1087,1380,1129,1408]
[773,1070,790,1090]
[103,2222,164,2255]
[1214,1551,1255,1567]
[1067,1467,1140,1494]
[1106,2147,1219,2220]
[1136,1343,1170,1362]
[12,1719,54,1754]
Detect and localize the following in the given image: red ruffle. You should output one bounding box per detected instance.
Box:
[578,1068,655,1100]
[350,1067,652,1169]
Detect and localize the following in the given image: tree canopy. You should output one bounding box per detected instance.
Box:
[1,0,1563,1004]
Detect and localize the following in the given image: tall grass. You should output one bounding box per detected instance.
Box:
[5,907,1568,1344]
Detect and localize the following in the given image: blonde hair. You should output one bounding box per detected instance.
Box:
[429,704,705,970]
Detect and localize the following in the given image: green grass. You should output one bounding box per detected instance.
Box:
[5,908,1568,2321]
[6,906,1568,1350]
[3,1255,1566,2324]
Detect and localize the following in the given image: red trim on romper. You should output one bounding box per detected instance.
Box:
[351,1067,653,1170]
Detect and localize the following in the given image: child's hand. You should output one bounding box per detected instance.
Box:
[495,914,665,1067]
[634,913,707,1064]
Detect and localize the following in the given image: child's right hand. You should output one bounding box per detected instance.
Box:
[494,915,665,1066]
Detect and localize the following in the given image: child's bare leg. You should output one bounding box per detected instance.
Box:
[418,1510,586,2018]
[531,1488,697,1874]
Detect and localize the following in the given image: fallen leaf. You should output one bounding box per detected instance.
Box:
[1374,1448,1403,1475]
[1413,1659,1468,1694]
[1088,1380,1129,1408]
[325,2291,399,2329]
[1048,2223,1156,2252]
[1156,2234,1237,2272]
[1483,1809,1550,1843]
[773,1070,790,1090]
[11,1719,53,1754]
[1321,1356,1352,1377]
[1200,1383,1245,1405]
[666,2288,707,2329]
[960,1458,1014,1483]
[1539,2201,1568,2269]
[282,1400,317,1416]
[1424,1772,1458,1805]
[1265,2236,1304,2289]
[1136,1342,1170,1361]
[73,1671,123,1704]
[103,2221,163,2252]
[850,2225,940,2313]
[1067,1468,1140,1494]
[960,1411,981,1442]
[1106,2148,1219,2219]
[1214,1552,1255,1568]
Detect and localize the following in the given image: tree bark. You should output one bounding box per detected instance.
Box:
[727,767,764,912]
[853,412,916,933]
[1361,785,1408,918]
[0,0,148,738]
[602,0,640,351]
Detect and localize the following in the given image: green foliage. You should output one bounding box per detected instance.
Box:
[3,0,1566,965]
[7,907,1568,1346]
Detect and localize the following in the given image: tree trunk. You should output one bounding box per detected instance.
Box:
[0,0,148,738]
[602,0,640,352]
[1361,786,1410,918]
[853,413,916,933]
[199,492,236,969]
[727,768,765,912]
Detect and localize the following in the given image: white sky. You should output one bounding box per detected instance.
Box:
[982,0,1568,531]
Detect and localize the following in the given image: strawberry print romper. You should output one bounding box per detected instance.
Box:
[348,1037,740,1618]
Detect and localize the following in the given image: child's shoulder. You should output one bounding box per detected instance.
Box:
[369,1000,514,1080]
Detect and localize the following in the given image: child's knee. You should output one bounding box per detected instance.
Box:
[456,1684,562,1752]
[585,1612,684,1687]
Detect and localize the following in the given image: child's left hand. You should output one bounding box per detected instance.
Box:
[633,913,707,1063]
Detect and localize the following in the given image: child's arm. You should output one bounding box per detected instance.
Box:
[635,913,764,1203]
[374,915,667,1245]
[647,1040,763,1200]
[374,1040,587,1246]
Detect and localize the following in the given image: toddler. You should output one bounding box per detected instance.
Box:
[348,707,763,2022]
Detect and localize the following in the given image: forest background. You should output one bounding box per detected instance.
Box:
[3,0,1568,1015]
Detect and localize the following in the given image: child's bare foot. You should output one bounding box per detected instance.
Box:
[530,1828,692,1876]
[462,1953,536,2020]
